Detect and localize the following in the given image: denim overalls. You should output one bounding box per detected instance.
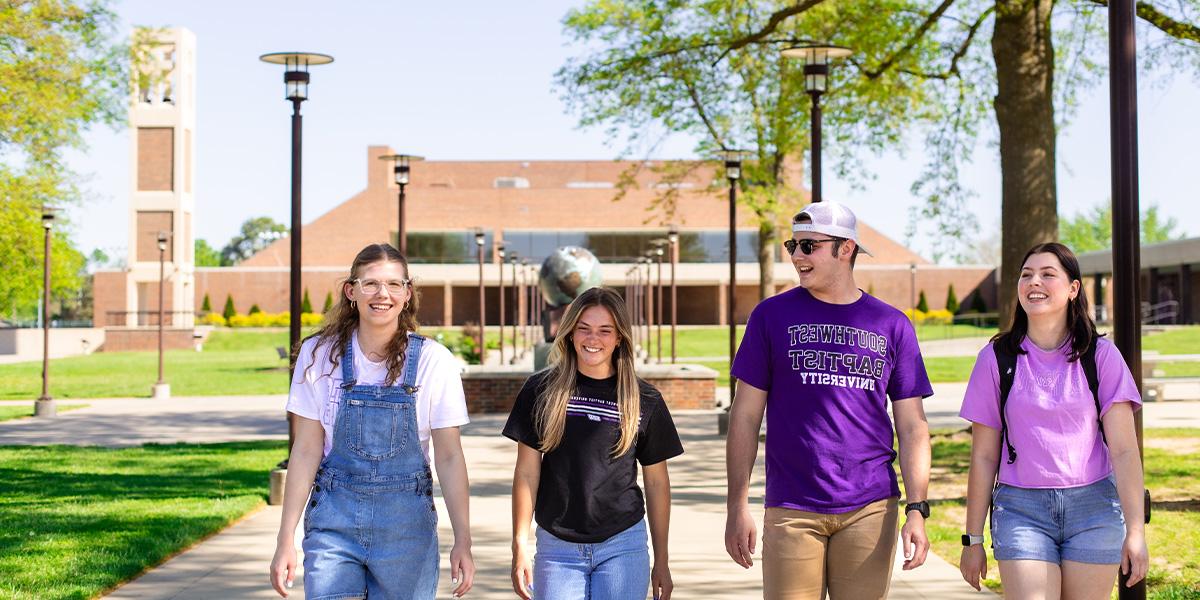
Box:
[303,334,439,600]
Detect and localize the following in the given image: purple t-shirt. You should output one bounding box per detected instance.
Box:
[731,287,933,514]
[959,337,1141,489]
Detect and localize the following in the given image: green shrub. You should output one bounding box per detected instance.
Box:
[248,304,262,315]
[302,312,323,327]
[199,312,226,326]
[917,290,930,313]
[301,288,313,314]
[945,284,959,314]
[201,293,212,313]
[322,291,334,313]
[971,291,988,313]
[227,314,252,327]
[222,295,236,321]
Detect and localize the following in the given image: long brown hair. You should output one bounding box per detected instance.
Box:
[536,287,641,457]
[300,244,420,384]
[992,242,1099,362]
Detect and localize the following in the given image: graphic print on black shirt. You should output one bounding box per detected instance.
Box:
[502,370,684,543]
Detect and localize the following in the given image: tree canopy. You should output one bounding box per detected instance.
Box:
[0,0,126,319]
[1059,200,1183,253]
[220,217,287,265]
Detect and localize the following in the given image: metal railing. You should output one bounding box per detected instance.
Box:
[104,310,196,327]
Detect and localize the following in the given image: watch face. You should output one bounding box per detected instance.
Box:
[961,534,971,547]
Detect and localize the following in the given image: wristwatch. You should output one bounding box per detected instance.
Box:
[904,501,930,519]
[962,534,985,547]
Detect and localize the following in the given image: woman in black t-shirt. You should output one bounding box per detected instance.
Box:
[504,287,684,600]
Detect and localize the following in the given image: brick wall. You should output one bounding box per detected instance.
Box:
[460,366,716,414]
[103,328,195,352]
[93,271,127,327]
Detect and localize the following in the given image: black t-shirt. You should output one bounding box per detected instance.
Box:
[502,369,684,543]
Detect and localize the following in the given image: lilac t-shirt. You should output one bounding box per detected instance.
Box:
[959,337,1141,489]
[731,287,933,514]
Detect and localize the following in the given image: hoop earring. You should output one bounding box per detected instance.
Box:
[351,300,357,309]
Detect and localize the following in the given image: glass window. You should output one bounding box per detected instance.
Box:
[403,231,492,263]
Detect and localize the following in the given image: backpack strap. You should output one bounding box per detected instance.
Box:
[1081,337,1107,446]
[992,343,1019,465]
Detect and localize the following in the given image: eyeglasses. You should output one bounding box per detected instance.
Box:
[353,278,411,295]
[784,238,841,256]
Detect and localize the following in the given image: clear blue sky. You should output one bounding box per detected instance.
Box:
[69,0,1198,264]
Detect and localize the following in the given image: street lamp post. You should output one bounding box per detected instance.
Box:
[153,231,171,399]
[475,229,487,363]
[259,52,333,369]
[379,154,424,255]
[667,225,679,364]
[910,263,918,317]
[642,255,653,363]
[509,252,519,363]
[35,207,57,418]
[782,44,853,204]
[721,149,749,385]
[651,240,666,363]
[497,243,507,365]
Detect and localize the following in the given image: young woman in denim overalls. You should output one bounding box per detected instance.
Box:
[505,287,684,600]
[271,244,475,599]
[958,243,1148,598]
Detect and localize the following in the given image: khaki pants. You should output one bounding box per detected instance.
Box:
[762,498,898,600]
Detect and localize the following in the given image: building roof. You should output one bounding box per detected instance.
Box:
[1077,236,1200,274]
[242,146,929,268]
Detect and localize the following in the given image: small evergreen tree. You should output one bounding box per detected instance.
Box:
[201,293,212,313]
[222,294,236,320]
[301,288,314,313]
[945,284,959,314]
[917,290,929,313]
[322,291,334,313]
[971,291,988,313]
[249,303,262,315]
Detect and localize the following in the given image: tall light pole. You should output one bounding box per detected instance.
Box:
[721,149,749,386]
[35,207,58,418]
[910,263,918,317]
[651,240,666,363]
[475,229,487,363]
[1109,2,1146,597]
[259,52,333,369]
[782,44,852,204]
[667,225,679,364]
[642,255,653,363]
[153,231,171,399]
[379,153,424,255]
[523,260,533,353]
[509,252,519,363]
[497,243,507,365]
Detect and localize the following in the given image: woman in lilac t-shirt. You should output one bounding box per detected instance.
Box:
[958,243,1148,598]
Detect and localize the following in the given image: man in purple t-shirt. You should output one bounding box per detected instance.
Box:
[725,201,934,599]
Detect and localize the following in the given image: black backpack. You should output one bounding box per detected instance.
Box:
[994,337,1105,465]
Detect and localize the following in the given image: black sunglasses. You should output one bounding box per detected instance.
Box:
[784,238,841,256]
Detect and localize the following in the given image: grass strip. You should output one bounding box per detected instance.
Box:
[0,404,87,423]
[0,441,285,600]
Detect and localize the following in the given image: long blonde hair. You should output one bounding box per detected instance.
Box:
[299,244,420,385]
[536,287,641,457]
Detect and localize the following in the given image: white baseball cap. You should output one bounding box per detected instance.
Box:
[791,201,873,256]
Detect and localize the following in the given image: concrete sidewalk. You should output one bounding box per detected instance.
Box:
[96,411,993,599]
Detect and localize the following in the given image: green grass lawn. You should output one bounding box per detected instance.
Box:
[919,428,1200,598]
[1143,327,1200,354]
[0,441,285,600]
[0,404,87,422]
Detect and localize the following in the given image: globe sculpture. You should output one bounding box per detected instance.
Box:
[538,246,603,308]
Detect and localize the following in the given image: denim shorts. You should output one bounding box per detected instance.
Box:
[991,475,1125,565]
[533,520,650,600]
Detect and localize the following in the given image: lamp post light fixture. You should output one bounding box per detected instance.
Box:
[720,149,751,386]
[909,263,918,318]
[259,51,333,376]
[153,230,172,399]
[667,225,679,364]
[651,240,667,363]
[35,206,59,417]
[475,229,487,363]
[379,153,424,255]
[497,243,507,365]
[782,44,852,204]
[509,252,519,363]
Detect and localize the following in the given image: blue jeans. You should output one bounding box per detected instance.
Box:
[992,475,1126,565]
[534,520,651,600]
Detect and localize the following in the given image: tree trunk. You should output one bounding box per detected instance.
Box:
[758,219,776,300]
[992,0,1059,329]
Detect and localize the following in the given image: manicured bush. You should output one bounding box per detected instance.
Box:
[199,312,226,326]
[201,293,212,313]
[917,290,930,313]
[322,291,334,313]
[248,304,262,315]
[945,284,959,314]
[227,314,252,327]
[222,295,236,321]
[301,288,313,314]
[923,309,954,325]
[301,312,323,327]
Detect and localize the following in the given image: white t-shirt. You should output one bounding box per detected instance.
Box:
[287,331,470,462]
